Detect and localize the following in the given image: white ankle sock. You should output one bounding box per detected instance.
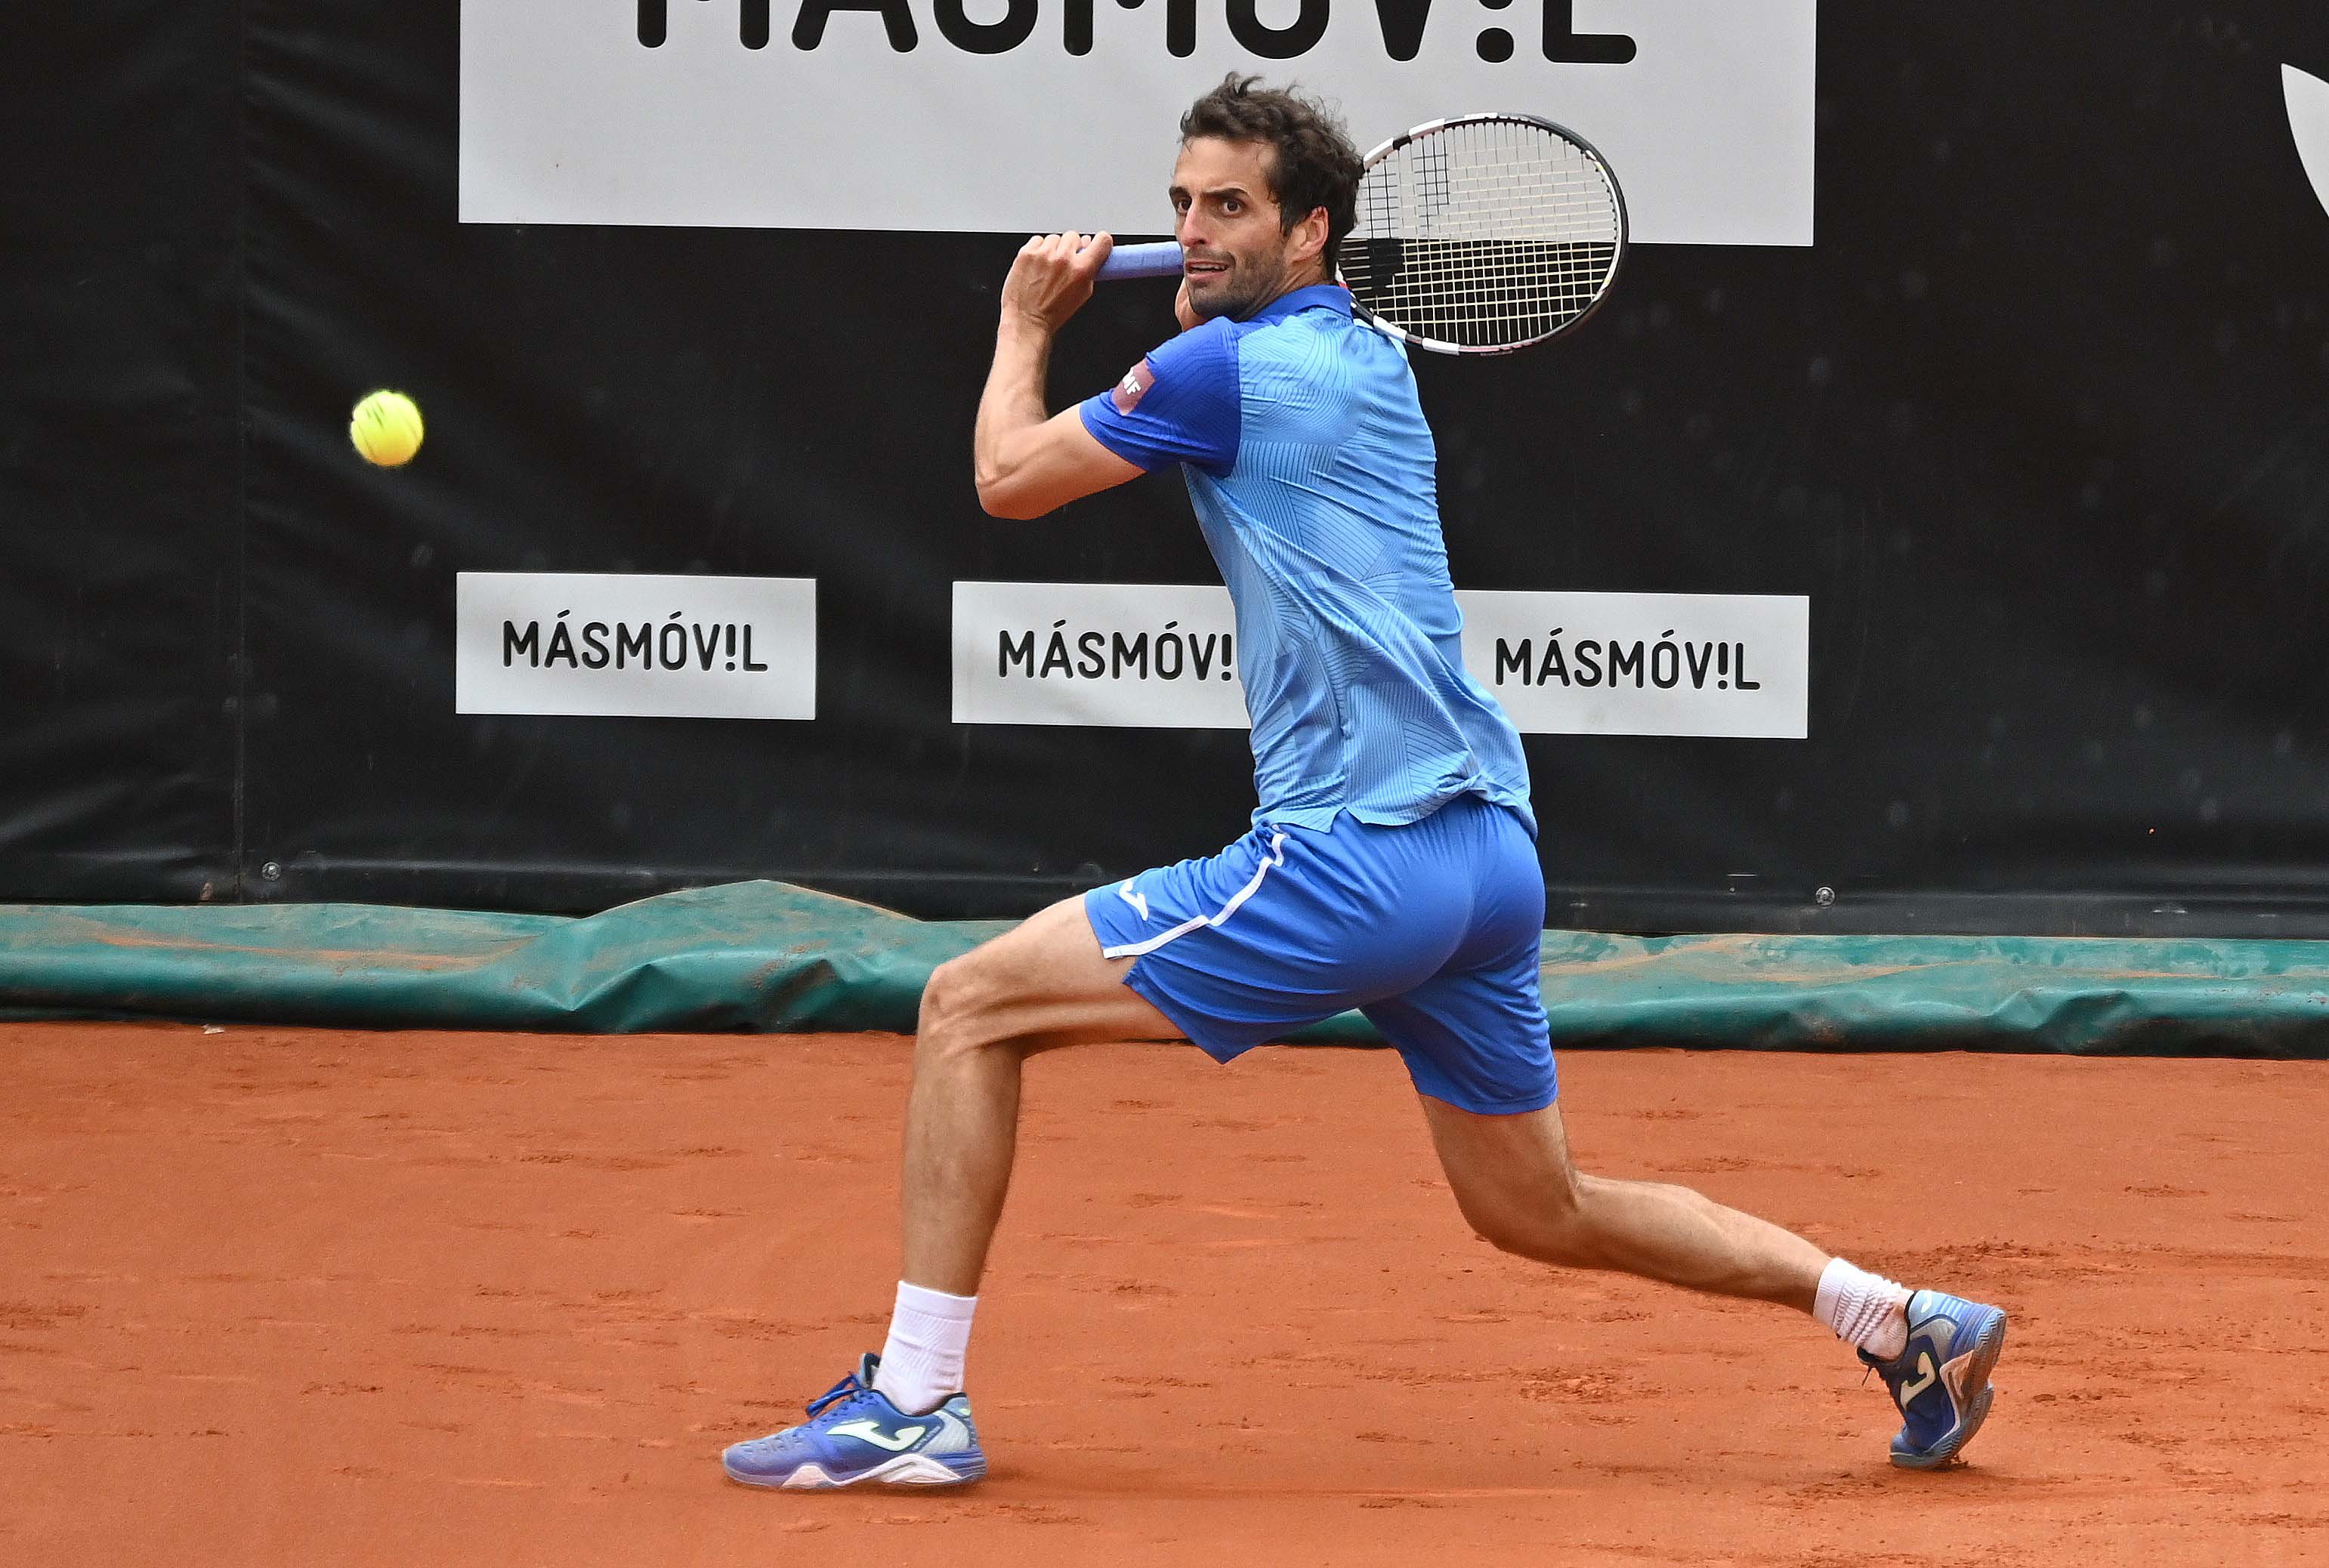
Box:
[1813,1258,1911,1360]
[873,1281,977,1415]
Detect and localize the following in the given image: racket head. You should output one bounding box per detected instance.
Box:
[1339,113,1628,357]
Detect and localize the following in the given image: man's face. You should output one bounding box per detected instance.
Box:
[1170,136,1316,321]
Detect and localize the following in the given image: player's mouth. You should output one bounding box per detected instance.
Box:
[1184,256,1231,279]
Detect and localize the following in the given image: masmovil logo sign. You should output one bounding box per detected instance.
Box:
[1458,591,1807,739]
[954,581,1246,727]
[460,2,1817,246]
[954,582,1809,736]
[456,573,817,719]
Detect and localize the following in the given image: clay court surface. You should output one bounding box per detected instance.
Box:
[3,1024,2324,1565]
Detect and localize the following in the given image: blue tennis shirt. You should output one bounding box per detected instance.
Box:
[1080,283,1535,835]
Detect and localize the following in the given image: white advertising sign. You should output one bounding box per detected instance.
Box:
[456,572,817,719]
[1459,590,1808,738]
[460,1,1817,246]
[953,580,1246,727]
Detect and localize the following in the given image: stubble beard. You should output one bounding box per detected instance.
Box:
[1191,245,1293,323]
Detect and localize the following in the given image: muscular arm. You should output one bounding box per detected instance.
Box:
[972,232,1143,520]
[973,316,1139,520]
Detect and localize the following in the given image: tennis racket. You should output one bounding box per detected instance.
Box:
[1098,113,1626,357]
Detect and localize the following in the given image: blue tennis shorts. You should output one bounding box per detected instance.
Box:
[1082,794,1555,1116]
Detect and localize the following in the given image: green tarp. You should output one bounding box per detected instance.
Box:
[3,881,2327,1054]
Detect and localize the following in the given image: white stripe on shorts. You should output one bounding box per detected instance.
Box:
[1100,832,1288,960]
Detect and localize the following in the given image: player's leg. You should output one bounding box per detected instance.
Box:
[727,818,1402,1490]
[1373,797,2008,1467]
[1419,1092,2009,1468]
[1416,1093,1828,1304]
[723,896,1180,1491]
[900,893,1181,1297]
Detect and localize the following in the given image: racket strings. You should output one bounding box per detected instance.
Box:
[1342,117,1623,352]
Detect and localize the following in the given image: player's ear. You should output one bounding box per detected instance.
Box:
[1290,205,1330,271]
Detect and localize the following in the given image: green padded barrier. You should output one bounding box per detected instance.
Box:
[2,881,2326,1054]
[1531,929,2329,1057]
[0,883,982,1035]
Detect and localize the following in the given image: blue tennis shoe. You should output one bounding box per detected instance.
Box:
[1860,1289,2008,1469]
[722,1354,986,1489]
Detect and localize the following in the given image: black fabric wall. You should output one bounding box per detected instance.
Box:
[6,5,244,903]
[9,5,2329,934]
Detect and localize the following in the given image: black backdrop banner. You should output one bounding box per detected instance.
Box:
[9,5,2329,936]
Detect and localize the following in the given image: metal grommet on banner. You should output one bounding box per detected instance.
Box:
[1814,886,1836,908]
[261,861,283,883]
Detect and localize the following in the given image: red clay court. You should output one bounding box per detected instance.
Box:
[5,1023,2323,1565]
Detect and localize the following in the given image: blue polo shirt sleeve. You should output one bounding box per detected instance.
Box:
[1078,316,1241,476]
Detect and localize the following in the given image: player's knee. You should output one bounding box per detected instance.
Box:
[1456,1174,1594,1265]
[1453,1187,1532,1258]
[1464,1209,1531,1258]
[915,952,1017,1061]
[916,957,985,1051]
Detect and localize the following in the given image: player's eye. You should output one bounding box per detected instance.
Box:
[1222,199,1243,215]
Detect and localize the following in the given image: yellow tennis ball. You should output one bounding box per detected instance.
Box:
[351,389,424,467]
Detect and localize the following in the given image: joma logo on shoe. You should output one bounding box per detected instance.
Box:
[827,1419,927,1451]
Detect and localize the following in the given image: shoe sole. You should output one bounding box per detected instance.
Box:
[1890,1309,2007,1471]
[724,1452,987,1490]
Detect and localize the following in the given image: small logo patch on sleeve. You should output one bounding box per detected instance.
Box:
[1110,358,1157,414]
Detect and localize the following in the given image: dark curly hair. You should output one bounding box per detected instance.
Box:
[1178,76,1363,273]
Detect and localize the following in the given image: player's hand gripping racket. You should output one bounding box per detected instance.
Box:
[1098,113,1626,356]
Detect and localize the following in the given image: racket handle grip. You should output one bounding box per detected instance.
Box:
[1095,242,1185,282]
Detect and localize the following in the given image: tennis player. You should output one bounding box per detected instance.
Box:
[723,76,2007,1490]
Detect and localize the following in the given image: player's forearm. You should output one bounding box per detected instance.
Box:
[973,319,1055,503]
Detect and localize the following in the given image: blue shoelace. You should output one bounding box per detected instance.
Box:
[805,1371,876,1423]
